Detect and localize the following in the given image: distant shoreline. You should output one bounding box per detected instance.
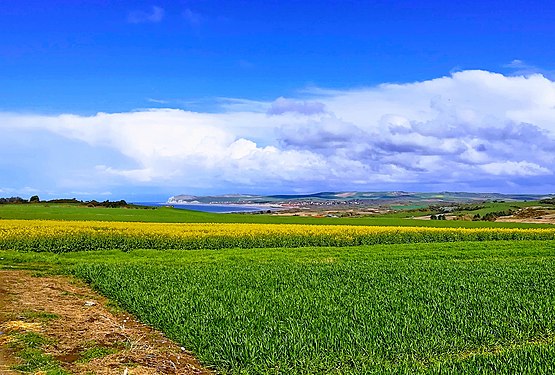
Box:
[135,202,283,214]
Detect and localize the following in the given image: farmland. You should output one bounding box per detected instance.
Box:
[2,219,555,253]
[1,204,555,373]
[1,202,554,228]
[3,241,555,374]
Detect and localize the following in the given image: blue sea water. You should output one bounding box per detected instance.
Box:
[134,202,277,214]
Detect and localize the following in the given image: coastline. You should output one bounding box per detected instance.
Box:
[136,202,284,214]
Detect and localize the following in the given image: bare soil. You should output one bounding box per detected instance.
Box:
[496,207,555,224]
[0,270,213,375]
[0,280,18,374]
[496,215,555,224]
[272,207,387,217]
[413,207,555,224]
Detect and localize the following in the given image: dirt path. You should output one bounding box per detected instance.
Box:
[0,280,18,374]
[0,270,212,374]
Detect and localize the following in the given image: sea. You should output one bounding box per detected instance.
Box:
[134,202,280,214]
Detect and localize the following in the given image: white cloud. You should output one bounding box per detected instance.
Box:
[480,161,550,176]
[1,70,555,195]
[268,97,327,116]
[147,98,170,104]
[128,6,164,24]
[503,59,555,79]
[183,8,202,27]
[505,59,527,69]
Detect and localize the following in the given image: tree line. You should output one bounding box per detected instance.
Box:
[0,196,131,208]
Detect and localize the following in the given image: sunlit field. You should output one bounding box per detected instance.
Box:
[3,240,555,374]
[2,205,555,373]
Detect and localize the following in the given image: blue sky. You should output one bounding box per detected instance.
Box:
[2,1,555,200]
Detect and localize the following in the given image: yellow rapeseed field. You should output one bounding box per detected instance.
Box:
[1,219,554,252]
[0,218,553,238]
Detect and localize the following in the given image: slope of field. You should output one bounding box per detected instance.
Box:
[0,270,209,374]
[2,240,555,374]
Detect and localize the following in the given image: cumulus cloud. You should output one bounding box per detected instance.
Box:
[480,161,550,176]
[128,6,164,24]
[2,70,555,196]
[504,59,555,79]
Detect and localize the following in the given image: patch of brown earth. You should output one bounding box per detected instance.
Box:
[0,270,213,374]
[495,216,555,224]
[0,283,18,374]
[496,208,555,224]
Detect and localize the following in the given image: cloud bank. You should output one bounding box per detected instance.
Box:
[2,70,555,198]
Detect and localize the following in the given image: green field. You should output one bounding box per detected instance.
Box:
[2,204,555,374]
[0,203,552,228]
[2,240,555,374]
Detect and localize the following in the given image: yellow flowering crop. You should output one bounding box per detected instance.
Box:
[1,219,554,252]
